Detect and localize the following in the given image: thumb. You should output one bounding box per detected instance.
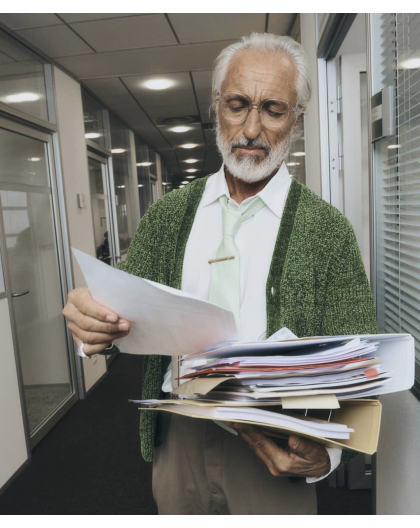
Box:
[288,435,306,455]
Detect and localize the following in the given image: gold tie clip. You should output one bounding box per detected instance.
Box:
[208,255,236,264]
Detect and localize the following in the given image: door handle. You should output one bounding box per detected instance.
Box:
[12,291,30,298]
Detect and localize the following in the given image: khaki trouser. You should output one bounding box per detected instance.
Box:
[152,412,317,515]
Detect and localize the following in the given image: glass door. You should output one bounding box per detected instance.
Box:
[87,152,117,267]
[0,117,76,445]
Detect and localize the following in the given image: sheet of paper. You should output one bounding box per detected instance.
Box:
[281,394,340,410]
[72,248,237,356]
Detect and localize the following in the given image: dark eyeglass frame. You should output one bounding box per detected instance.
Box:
[216,91,303,129]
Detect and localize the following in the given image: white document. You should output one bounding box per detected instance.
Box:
[72,248,238,356]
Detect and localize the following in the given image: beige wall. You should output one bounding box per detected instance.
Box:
[300,13,322,197]
[54,66,107,392]
[0,298,28,489]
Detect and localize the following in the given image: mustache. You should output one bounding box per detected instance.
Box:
[229,137,271,153]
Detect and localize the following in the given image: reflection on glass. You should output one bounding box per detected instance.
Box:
[0,29,52,123]
[88,158,113,265]
[0,236,5,293]
[110,115,134,253]
[316,14,331,45]
[82,89,109,149]
[285,119,306,185]
[0,128,71,434]
[135,136,151,216]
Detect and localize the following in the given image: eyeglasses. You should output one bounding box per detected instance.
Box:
[216,91,302,129]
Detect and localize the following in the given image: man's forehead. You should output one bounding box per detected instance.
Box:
[221,50,297,100]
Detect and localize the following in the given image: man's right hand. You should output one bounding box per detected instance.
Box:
[62,287,131,356]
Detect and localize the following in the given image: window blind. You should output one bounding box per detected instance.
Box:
[375,13,420,392]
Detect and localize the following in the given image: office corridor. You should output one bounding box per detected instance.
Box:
[0,354,371,515]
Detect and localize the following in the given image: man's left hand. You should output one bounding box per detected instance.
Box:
[232,423,330,478]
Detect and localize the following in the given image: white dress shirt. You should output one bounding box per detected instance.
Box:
[162,163,341,482]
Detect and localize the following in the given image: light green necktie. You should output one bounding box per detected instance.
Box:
[209,194,266,339]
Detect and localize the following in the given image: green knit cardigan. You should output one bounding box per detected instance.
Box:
[117,175,378,465]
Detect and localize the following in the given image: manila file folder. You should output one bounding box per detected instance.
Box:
[144,398,382,455]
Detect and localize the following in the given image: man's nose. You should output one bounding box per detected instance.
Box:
[242,106,262,140]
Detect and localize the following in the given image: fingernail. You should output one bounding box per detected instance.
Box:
[119,322,128,331]
[106,315,117,322]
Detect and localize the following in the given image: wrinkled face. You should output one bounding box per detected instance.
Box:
[215,49,301,183]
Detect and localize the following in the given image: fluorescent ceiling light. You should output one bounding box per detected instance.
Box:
[137,162,152,166]
[143,79,174,90]
[181,143,197,149]
[138,184,144,188]
[286,162,300,166]
[112,148,126,154]
[171,126,190,133]
[184,159,199,164]
[401,58,420,69]
[85,132,101,139]
[388,144,401,149]
[186,176,195,179]
[292,152,306,157]
[28,157,41,162]
[2,92,40,103]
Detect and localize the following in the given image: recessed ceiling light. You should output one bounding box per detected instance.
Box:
[2,92,40,103]
[111,149,126,154]
[143,79,174,90]
[138,184,144,188]
[179,185,185,188]
[186,168,198,173]
[171,126,190,133]
[286,162,301,166]
[162,182,170,186]
[401,58,420,69]
[181,144,197,149]
[292,152,306,157]
[388,144,401,149]
[117,185,125,189]
[85,132,101,139]
[186,176,195,179]
[137,162,152,166]
[184,159,199,164]
[181,181,189,184]
[28,157,41,162]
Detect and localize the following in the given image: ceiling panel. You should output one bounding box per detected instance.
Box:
[69,14,177,53]
[16,25,94,58]
[122,72,197,122]
[58,13,141,24]
[0,13,61,30]
[168,14,265,44]
[55,39,236,79]
[267,14,294,36]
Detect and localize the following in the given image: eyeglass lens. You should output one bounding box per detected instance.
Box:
[221,93,290,128]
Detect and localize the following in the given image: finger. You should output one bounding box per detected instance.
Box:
[234,423,290,475]
[72,335,112,356]
[65,302,130,335]
[288,435,322,460]
[67,321,127,345]
[69,288,119,323]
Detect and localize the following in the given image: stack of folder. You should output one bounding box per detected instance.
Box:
[135,332,415,455]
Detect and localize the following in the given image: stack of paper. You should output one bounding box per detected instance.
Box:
[175,337,394,401]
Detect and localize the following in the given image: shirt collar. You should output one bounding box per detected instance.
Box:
[201,162,292,219]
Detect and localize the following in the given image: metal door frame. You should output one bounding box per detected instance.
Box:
[0,115,78,449]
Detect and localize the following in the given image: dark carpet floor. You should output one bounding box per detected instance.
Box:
[0,354,371,515]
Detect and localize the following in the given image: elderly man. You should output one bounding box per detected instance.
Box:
[63,33,377,514]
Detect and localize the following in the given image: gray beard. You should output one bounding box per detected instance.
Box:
[215,124,292,183]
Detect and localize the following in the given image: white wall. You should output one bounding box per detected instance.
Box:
[376,391,420,514]
[300,13,322,197]
[0,298,28,489]
[54,66,107,392]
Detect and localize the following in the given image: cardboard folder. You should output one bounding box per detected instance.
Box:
[144,398,382,455]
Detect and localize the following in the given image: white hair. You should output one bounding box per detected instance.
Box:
[211,33,312,110]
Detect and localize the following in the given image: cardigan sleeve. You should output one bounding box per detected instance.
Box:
[320,218,378,470]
